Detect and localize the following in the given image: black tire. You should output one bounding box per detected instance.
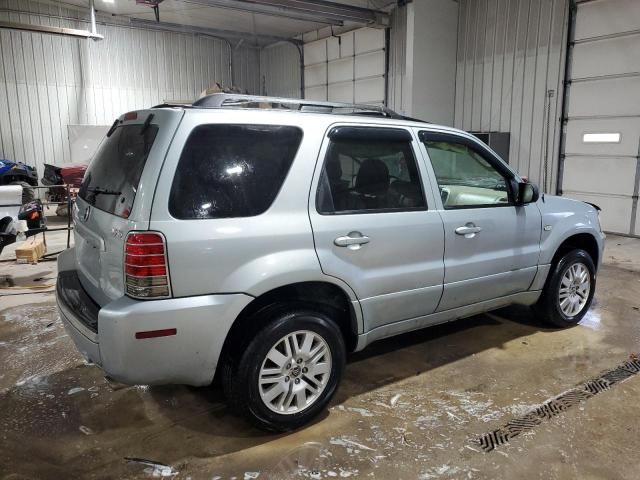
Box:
[221,304,346,432]
[534,249,596,327]
[9,181,35,204]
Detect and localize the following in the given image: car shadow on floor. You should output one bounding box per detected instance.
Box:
[144,304,550,444]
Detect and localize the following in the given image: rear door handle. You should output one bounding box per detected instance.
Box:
[334,232,370,249]
[455,223,482,238]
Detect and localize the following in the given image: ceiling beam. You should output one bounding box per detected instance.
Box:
[0,20,103,39]
[180,0,389,27]
[129,17,303,45]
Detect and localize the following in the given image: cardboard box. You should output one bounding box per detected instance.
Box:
[15,237,46,264]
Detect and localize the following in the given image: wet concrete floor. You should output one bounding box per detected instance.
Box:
[1,236,639,479]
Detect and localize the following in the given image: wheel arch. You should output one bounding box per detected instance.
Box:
[217,281,360,380]
[550,232,600,270]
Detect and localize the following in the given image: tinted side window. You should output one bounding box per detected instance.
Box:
[423,139,511,209]
[317,129,426,214]
[169,125,302,219]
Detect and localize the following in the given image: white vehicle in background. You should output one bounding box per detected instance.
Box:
[0,184,47,255]
[0,185,28,255]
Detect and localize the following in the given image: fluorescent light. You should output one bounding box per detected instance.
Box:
[583,133,621,143]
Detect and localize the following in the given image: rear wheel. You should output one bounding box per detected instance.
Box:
[534,249,596,327]
[9,181,35,204]
[221,305,345,432]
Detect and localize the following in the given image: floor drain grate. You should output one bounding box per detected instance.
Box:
[472,356,640,452]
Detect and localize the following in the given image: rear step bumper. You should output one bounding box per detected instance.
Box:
[56,248,253,386]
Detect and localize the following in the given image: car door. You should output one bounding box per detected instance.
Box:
[417,130,542,312]
[309,125,445,332]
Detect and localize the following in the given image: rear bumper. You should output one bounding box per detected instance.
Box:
[56,248,253,386]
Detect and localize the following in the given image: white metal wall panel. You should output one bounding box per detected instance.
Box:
[233,46,261,94]
[328,82,353,103]
[259,42,301,98]
[327,36,340,61]
[0,0,260,176]
[303,40,327,66]
[354,28,385,54]
[355,77,385,104]
[355,51,385,79]
[340,32,355,57]
[562,0,640,235]
[566,192,634,234]
[573,0,640,40]
[305,63,327,87]
[305,85,327,101]
[387,5,407,114]
[454,0,569,193]
[562,156,637,196]
[571,37,640,79]
[567,77,640,118]
[328,58,353,84]
[303,27,385,104]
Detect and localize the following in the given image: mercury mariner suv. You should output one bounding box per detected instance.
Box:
[56,94,605,431]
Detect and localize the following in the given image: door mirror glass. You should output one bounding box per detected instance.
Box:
[517,182,539,205]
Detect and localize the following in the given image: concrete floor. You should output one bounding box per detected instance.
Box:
[1,226,640,479]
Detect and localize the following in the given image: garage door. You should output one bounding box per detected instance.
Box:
[303,27,386,105]
[561,0,640,236]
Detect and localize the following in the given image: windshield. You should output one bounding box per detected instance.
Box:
[79,123,158,218]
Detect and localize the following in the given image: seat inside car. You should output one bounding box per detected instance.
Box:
[353,158,389,209]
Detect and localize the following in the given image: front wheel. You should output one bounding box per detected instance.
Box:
[221,306,346,432]
[534,249,596,327]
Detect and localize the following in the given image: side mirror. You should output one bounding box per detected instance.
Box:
[516,181,539,205]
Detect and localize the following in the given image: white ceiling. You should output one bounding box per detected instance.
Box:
[54,0,393,40]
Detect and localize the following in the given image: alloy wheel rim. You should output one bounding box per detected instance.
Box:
[258,330,332,415]
[559,262,591,317]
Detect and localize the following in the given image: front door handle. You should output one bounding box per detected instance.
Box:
[455,223,482,238]
[334,232,370,249]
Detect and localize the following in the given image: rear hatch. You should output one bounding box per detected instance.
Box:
[73,109,184,306]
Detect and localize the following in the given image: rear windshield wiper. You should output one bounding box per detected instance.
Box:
[140,113,154,135]
[106,119,120,137]
[86,186,121,196]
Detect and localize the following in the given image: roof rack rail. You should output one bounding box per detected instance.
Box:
[151,100,193,109]
[191,93,420,121]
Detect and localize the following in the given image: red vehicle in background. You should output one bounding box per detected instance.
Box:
[41,163,87,216]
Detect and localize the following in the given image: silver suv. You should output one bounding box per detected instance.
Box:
[57,94,605,431]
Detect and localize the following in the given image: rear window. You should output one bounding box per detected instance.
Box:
[169,124,303,219]
[79,123,158,218]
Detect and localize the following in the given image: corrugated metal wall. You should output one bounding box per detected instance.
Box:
[233,46,261,95]
[454,0,569,192]
[386,4,407,114]
[0,0,260,174]
[259,42,301,98]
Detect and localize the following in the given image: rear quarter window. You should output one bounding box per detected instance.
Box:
[169,124,303,219]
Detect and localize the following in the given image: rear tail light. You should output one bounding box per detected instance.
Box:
[125,232,171,299]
